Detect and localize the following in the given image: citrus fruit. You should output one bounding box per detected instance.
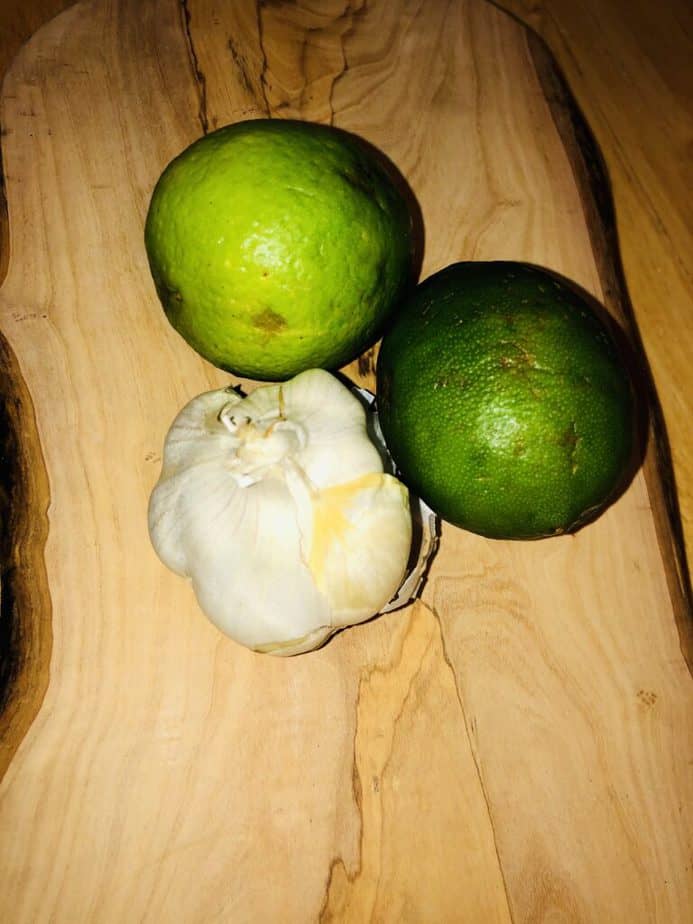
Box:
[376,262,637,539]
[144,119,414,380]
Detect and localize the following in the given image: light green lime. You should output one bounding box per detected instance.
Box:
[145,119,413,380]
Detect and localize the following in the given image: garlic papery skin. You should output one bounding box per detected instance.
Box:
[148,368,413,655]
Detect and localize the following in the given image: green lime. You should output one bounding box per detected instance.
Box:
[144,119,413,380]
[376,262,637,539]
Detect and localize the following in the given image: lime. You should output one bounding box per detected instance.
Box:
[144,119,413,380]
[376,262,637,539]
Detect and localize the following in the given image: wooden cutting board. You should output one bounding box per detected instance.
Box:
[0,0,691,920]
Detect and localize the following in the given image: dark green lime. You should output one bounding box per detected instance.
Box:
[376,261,637,539]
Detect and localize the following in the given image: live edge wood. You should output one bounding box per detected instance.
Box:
[0,1,691,922]
[0,334,52,779]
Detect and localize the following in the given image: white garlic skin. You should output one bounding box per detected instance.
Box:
[148,369,413,655]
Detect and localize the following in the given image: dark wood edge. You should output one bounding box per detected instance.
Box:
[0,326,52,781]
[524,30,693,671]
[0,0,77,790]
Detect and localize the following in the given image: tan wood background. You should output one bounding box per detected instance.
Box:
[0,1,691,922]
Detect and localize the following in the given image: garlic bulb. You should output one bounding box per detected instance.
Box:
[149,368,413,655]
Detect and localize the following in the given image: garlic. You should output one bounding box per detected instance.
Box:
[148,368,415,655]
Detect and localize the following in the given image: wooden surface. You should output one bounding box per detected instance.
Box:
[0,0,691,921]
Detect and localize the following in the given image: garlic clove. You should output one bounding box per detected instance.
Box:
[307,473,413,626]
[177,471,332,651]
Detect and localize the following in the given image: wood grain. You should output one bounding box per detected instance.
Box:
[0,1,691,921]
[0,0,75,283]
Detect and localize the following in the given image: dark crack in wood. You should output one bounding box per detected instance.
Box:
[327,0,368,126]
[180,0,209,134]
[254,1,272,117]
[426,600,517,924]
